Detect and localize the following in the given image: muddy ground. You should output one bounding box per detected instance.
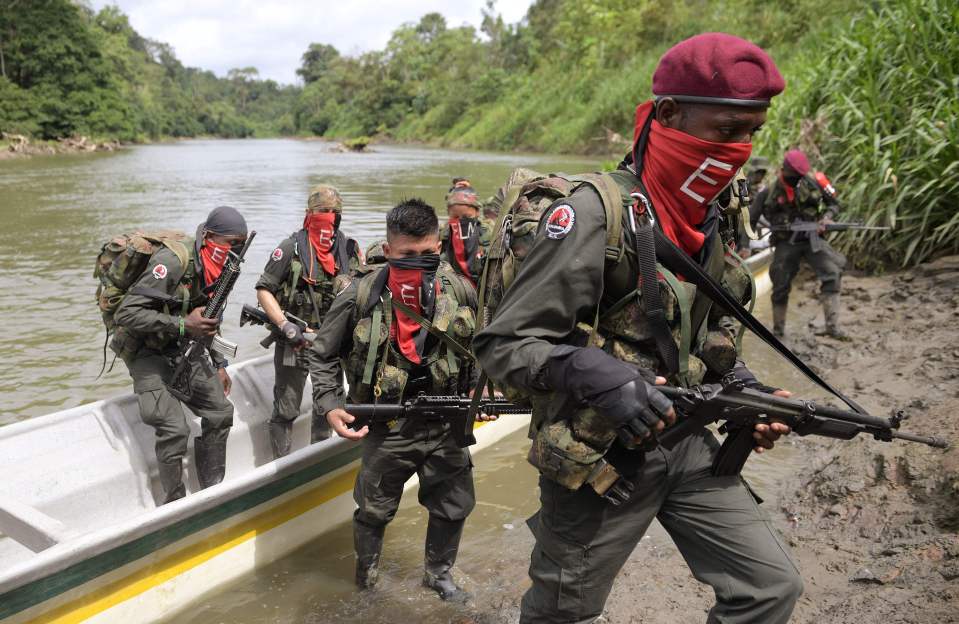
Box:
[463,256,959,624]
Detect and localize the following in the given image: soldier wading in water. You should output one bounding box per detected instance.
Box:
[475,33,803,623]
[311,199,490,601]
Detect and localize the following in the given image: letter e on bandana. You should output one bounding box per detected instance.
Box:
[545,204,575,240]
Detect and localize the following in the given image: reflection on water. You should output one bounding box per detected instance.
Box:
[0,139,597,424]
[160,296,816,624]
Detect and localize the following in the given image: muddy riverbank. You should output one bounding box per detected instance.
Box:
[473,257,959,623]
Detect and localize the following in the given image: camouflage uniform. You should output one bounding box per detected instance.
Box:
[310,261,478,593]
[474,167,802,624]
[255,185,361,457]
[754,173,845,336]
[112,241,233,504]
[482,167,542,221]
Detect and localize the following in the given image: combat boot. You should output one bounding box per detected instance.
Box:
[269,420,294,458]
[157,458,186,504]
[423,517,470,602]
[195,435,227,488]
[818,292,850,341]
[311,413,331,443]
[354,521,385,589]
[772,303,788,338]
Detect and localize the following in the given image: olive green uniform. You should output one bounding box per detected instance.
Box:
[112,244,233,503]
[310,262,478,588]
[255,230,361,454]
[474,169,802,623]
[754,174,844,306]
[439,216,493,285]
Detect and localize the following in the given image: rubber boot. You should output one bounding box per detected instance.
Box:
[423,517,470,602]
[269,420,294,459]
[157,458,186,504]
[772,303,788,338]
[311,413,331,443]
[354,521,385,589]
[194,435,227,488]
[818,292,850,341]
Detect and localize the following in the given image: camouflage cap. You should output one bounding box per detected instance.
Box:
[748,156,770,173]
[307,184,343,212]
[446,187,481,209]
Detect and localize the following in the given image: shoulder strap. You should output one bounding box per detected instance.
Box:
[389,295,474,361]
[652,227,865,413]
[568,173,625,263]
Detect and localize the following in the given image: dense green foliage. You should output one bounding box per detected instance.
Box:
[1,0,953,267]
[760,0,959,268]
[0,0,297,140]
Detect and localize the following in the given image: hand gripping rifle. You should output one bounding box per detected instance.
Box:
[654,376,948,477]
[769,220,891,252]
[345,394,528,447]
[239,304,314,366]
[167,231,257,402]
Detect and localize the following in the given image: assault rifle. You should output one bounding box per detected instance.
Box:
[239,304,314,365]
[769,220,891,252]
[655,377,947,477]
[167,231,256,402]
[345,394,528,447]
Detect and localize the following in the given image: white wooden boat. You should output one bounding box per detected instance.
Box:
[0,248,771,624]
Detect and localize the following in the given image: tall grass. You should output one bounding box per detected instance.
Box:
[757,0,959,269]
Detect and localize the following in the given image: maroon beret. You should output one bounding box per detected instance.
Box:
[652,32,785,107]
[783,149,811,175]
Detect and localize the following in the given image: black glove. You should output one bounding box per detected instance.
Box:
[280,321,306,347]
[729,360,778,394]
[545,346,672,441]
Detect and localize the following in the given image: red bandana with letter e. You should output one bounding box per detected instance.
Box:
[634,101,752,255]
[200,240,231,285]
[304,212,337,276]
[388,267,434,364]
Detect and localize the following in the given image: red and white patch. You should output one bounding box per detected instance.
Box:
[545,204,575,240]
[152,264,168,280]
[271,247,284,262]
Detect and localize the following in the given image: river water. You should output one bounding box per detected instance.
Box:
[0,139,597,425]
[1,139,818,623]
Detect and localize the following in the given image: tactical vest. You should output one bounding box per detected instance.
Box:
[527,171,756,492]
[763,174,826,242]
[279,229,355,326]
[344,263,476,404]
[109,242,208,361]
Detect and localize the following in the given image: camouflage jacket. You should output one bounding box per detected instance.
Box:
[755,173,840,242]
[310,261,478,416]
[439,216,493,285]
[111,242,224,365]
[255,229,362,327]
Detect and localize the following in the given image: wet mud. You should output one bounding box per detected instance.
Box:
[475,256,959,624]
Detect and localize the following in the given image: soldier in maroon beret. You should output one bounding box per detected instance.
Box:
[753,149,847,339]
[475,33,802,623]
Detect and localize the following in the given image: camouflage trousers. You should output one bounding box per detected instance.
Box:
[353,418,475,529]
[770,239,845,305]
[270,343,331,437]
[521,429,802,624]
[126,352,233,465]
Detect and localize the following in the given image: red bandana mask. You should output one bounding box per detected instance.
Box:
[199,240,231,286]
[386,254,440,365]
[304,212,337,276]
[633,101,753,255]
[447,217,475,285]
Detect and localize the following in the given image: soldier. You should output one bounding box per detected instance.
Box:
[254,185,362,458]
[312,198,484,601]
[113,206,248,504]
[474,33,802,624]
[753,149,846,338]
[440,186,492,286]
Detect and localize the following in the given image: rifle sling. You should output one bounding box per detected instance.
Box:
[651,227,866,414]
[389,296,474,362]
[634,208,680,375]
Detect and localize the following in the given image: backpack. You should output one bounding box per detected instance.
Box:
[477,170,626,329]
[94,230,191,331]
